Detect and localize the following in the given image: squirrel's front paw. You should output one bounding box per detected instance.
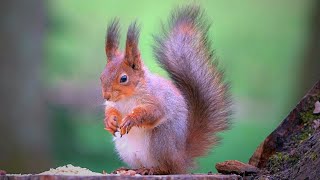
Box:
[104,108,122,136]
[104,115,119,136]
[119,115,137,136]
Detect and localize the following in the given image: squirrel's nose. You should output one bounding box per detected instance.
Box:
[103,92,111,101]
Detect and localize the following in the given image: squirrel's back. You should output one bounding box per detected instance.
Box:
[153,5,232,161]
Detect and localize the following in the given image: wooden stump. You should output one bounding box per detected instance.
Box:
[2,174,241,180]
[249,80,320,179]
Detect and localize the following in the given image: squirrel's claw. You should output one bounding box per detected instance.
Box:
[119,116,135,136]
[135,167,156,175]
[104,127,117,137]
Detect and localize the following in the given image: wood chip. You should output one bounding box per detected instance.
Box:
[216,160,259,175]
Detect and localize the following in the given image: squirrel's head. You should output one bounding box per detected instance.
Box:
[100,20,144,102]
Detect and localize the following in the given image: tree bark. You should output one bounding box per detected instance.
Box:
[249,80,320,179]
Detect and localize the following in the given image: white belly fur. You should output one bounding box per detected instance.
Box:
[105,98,158,168]
[113,127,157,168]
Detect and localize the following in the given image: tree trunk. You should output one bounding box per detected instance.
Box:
[0,0,51,173]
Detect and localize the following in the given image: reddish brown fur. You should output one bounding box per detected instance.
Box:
[101,21,164,136]
[101,5,231,175]
[100,58,145,102]
[104,107,122,135]
[119,103,165,136]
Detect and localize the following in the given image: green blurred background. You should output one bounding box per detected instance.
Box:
[1,0,319,174]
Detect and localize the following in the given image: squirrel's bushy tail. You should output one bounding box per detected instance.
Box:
[153,5,232,160]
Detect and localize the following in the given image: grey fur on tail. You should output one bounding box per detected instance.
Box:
[153,5,232,159]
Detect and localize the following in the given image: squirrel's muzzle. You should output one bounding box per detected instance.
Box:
[103,92,111,101]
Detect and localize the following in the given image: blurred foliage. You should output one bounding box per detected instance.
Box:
[46,0,313,173]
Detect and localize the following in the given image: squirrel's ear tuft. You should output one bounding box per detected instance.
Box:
[106,18,120,61]
[125,21,141,70]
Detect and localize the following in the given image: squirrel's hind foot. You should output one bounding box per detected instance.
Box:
[112,167,165,175]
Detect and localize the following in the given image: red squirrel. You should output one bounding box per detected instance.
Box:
[100,5,232,175]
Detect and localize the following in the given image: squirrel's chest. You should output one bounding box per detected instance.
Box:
[113,128,157,168]
[114,97,139,116]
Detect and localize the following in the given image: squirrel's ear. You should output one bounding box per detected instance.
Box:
[105,18,120,61]
[125,22,141,70]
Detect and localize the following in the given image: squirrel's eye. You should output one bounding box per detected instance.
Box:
[120,74,128,83]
